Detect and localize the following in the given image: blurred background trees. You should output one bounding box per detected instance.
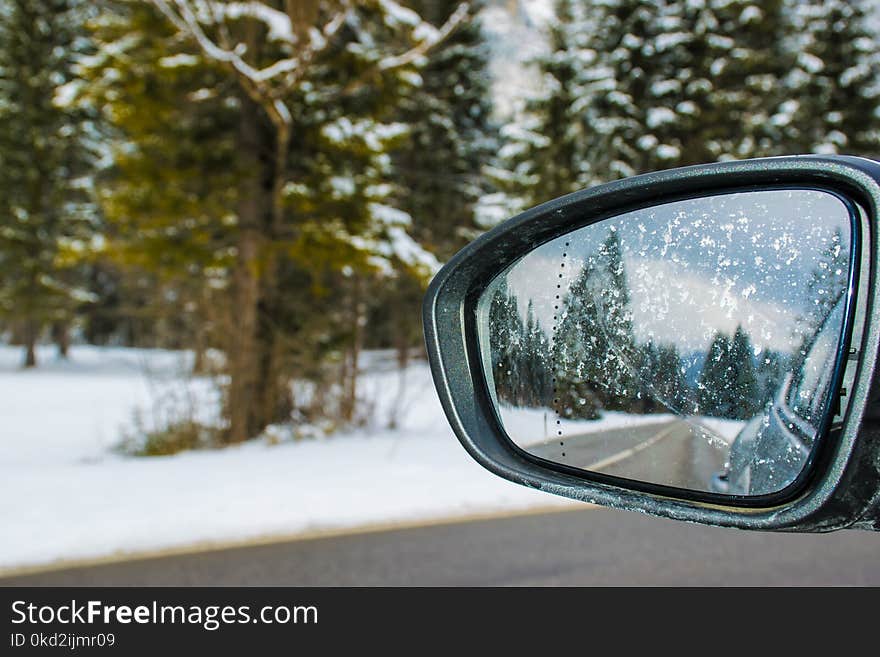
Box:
[1,0,878,446]
[0,0,99,366]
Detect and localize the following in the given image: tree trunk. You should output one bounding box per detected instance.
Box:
[9,322,27,346]
[226,233,261,442]
[340,278,365,423]
[192,341,206,375]
[22,321,38,368]
[224,90,266,444]
[251,71,295,433]
[394,299,411,371]
[53,321,70,359]
[224,95,294,441]
[191,296,209,375]
[224,19,302,442]
[254,288,293,431]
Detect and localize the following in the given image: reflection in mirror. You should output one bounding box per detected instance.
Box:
[478,190,853,497]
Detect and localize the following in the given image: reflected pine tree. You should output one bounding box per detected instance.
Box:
[756,348,786,407]
[698,332,734,418]
[488,281,523,405]
[697,326,763,420]
[522,300,552,407]
[654,343,695,415]
[552,229,639,418]
[487,283,552,407]
[800,227,849,337]
[729,326,761,420]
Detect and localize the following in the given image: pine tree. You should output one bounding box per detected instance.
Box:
[552,259,603,420]
[76,3,242,368]
[787,0,880,157]
[522,300,551,407]
[756,348,785,405]
[82,1,469,442]
[590,229,639,408]
[801,226,849,336]
[654,343,692,414]
[486,291,552,409]
[0,0,98,367]
[372,0,498,369]
[487,283,526,405]
[575,0,672,181]
[512,0,796,190]
[698,327,762,419]
[729,325,760,419]
[553,227,638,417]
[504,0,594,205]
[397,0,498,258]
[636,340,661,413]
[703,0,794,159]
[698,331,732,417]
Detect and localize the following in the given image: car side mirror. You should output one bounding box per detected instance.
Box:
[423,155,880,532]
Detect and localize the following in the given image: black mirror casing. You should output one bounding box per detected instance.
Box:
[423,155,880,532]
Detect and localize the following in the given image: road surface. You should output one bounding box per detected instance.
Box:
[529,419,728,492]
[3,507,879,586]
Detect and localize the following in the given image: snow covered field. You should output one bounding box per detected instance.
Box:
[0,345,576,572]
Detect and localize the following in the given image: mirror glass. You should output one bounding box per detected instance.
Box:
[477,189,853,497]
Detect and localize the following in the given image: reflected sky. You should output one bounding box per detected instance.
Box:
[502,189,852,353]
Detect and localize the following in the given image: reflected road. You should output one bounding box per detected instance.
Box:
[528,420,728,492]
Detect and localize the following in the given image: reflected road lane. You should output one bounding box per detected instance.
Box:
[528,420,729,492]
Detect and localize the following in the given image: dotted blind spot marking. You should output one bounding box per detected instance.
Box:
[551,239,572,461]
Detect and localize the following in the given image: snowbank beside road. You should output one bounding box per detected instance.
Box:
[692,418,746,445]
[497,405,745,449]
[498,405,677,447]
[0,345,575,571]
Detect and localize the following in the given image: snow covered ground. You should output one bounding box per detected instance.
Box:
[0,345,577,572]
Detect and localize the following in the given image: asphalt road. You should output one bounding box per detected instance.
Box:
[529,419,728,493]
[4,506,879,586]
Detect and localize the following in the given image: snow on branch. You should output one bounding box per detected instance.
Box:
[377,2,470,72]
[149,0,471,125]
[216,2,296,43]
[149,1,264,85]
[148,0,353,109]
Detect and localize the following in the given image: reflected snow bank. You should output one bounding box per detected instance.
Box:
[498,406,677,448]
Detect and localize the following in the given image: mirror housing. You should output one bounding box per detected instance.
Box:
[423,155,880,532]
